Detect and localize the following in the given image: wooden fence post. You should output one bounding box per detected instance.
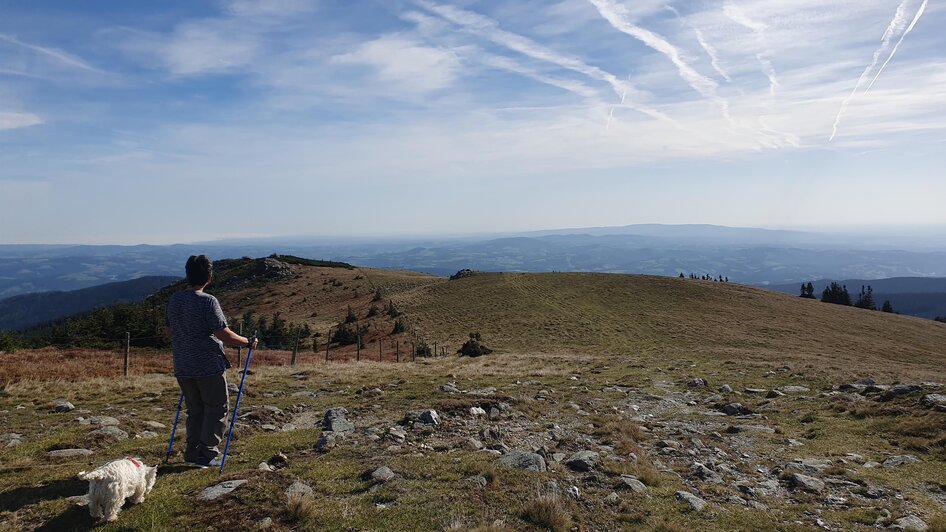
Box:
[123,332,130,377]
[379,338,382,362]
[434,342,438,359]
[325,328,331,362]
[356,331,361,362]
[396,341,399,363]
[290,328,300,366]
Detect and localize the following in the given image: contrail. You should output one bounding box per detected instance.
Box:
[865,0,928,94]
[588,0,735,125]
[416,0,692,131]
[829,0,911,142]
[606,77,628,131]
[724,1,778,96]
[0,34,103,73]
[666,4,732,83]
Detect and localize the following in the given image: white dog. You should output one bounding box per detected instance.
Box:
[78,457,157,522]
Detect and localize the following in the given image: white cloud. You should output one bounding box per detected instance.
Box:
[0,111,43,130]
[330,36,461,94]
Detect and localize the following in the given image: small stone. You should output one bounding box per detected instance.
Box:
[551,453,566,463]
[54,400,75,413]
[565,451,600,472]
[88,416,120,427]
[776,386,810,393]
[197,480,247,501]
[466,475,488,488]
[470,407,487,417]
[691,462,723,483]
[48,448,93,458]
[766,389,786,398]
[883,384,924,400]
[726,424,775,434]
[617,475,648,494]
[604,492,620,505]
[371,466,395,482]
[687,378,708,388]
[258,462,274,472]
[744,388,767,394]
[143,421,166,429]
[497,451,547,472]
[883,455,919,467]
[388,426,407,443]
[90,426,129,441]
[789,473,825,492]
[323,407,354,434]
[921,394,946,407]
[488,407,501,420]
[135,431,159,439]
[719,384,734,394]
[267,452,289,469]
[440,382,460,393]
[256,517,273,530]
[465,437,484,451]
[419,410,440,425]
[566,486,580,499]
[889,515,928,531]
[285,481,313,498]
[722,403,750,416]
[316,432,337,451]
[675,491,707,512]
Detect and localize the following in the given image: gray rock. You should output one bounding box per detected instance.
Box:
[766,389,786,398]
[468,387,497,397]
[316,432,337,451]
[48,448,93,458]
[465,437,484,451]
[197,480,247,501]
[90,426,129,441]
[0,433,23,443]
[722,403,750,416]
[744,388,767,394]
[565,450,600,472]
[789,473,825,492]
[617,475,648,494]
[691,462,723,483]
[884,384,924,399]
[687,378,708,388]
[258,462,274,472]
[785,458,832,474]
[726,424,775,434]
[135,431,159,439]
[889,515,928,531]
[604,492,620,505]
[566,486,581,500]
[440,382,460,393]
[143,420,166,429]
[419,410,440,425]
[256,517,273,530]
[466,475,488,488]
[497,451,547,472]
[863,384,890,394]
[883,455,919,467]
[54,400,75,413]
[88,416,120,427]
[488,407,501,420]
[551,452,566,463]
[921,394,946,407]
[371,466,395,482]
[323,407,354,434]
[718,384,734,394]
[388,426,407,443]
[285,481,313,498]
[776,386,810,393]
[675,491,707,512]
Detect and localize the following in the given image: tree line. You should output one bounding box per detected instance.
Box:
[802,282,894,313]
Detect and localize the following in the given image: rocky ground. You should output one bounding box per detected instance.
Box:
[1,352,944,531]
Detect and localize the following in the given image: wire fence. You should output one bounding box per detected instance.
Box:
[0,330,457,382]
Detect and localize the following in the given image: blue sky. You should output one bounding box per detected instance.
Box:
[1,0,944,244]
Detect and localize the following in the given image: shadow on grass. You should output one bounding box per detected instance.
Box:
[0,476,86,513]
[35,504,94,532]
[157,464,198,476]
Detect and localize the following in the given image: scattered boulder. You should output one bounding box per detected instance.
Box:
[90,426,129,441]
[726,424,775,434]
[470,407,487,417]
[323,407,354,434]
[766,390,786,398]
[143,421,166,429]
[316,432,337,451]
[267,452,290,470]
[449,269,476,280]
[465,475,488,488]
[889,515,928,531]
[722,403,750,416]
[687,378,708,388]
[371,466,395,483]
[883,384,924,400]
[87,416,120,427]
[388,426,407,443]
[789,473,825,493]
[497,451,547,472]
[883,455,919,468]
[256,517,273,530]
[565,451,600,472]
[465,437,484,451]
[691,462,723,483]
[135,431,159,439]
[718,384,734,394]
[675,491,707,512]
[54,400,75,413]
[776,386,810,393]
[604,492,620,505]
[744,388,768,394]
[920,394,946,409]
[285,481,313,498]
[418,410,441,425]
[48,448,93,458]
[197,480,247,501]
[617,475,648,494]
[440,382,461,393]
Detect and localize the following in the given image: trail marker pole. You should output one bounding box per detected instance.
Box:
[123,332,130,377]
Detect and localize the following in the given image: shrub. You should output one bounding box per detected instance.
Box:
[0,332,19,354]
[392,319,406,335]
[344,306,357,324]
[386,301,400,318]
[332,323,365,346]
[366,305,380,318]
[372,289,383,302]
[457,332,492,357]
[415,341,431,357]
[284,491,316,524]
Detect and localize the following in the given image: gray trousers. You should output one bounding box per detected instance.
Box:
[177,373,229,462]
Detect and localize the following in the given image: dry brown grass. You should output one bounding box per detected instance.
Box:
[520,495,572,532]
[285,491,317,524]
[590,414,642,455]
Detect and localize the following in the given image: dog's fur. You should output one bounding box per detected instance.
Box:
[78,458,157,522]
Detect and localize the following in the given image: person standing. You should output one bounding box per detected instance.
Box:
[165,255,257,467]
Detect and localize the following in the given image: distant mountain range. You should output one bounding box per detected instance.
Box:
[0,276,178,330]
[2,224,945,298]
[766,277,946,319]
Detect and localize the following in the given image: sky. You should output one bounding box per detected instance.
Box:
[1,0,944,244]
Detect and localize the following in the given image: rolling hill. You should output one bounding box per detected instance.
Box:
[767,277,946,319]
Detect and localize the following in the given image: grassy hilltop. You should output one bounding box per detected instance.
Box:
[1,260,945,531]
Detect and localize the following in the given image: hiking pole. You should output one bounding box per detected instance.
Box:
[220,331,257,473]
[165,391,185,464]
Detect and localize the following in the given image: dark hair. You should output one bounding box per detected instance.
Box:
[185,255,213,286]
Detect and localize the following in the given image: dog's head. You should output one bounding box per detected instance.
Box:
[145,465,158,493]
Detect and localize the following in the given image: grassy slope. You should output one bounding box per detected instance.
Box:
[2,268,946,531]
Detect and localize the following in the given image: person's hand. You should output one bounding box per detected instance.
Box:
[247,335,258,349]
